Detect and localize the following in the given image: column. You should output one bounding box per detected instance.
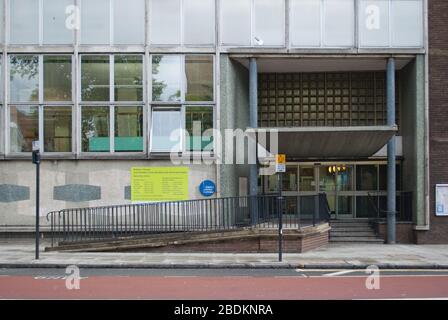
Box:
[387,57,396,244]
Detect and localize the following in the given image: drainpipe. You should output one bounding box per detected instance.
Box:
[387,57,396,244]
[249,58,258,223]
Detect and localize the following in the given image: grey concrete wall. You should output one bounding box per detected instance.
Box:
[0,160,216,227]
[219,54,251,197]
[400,55,426,226]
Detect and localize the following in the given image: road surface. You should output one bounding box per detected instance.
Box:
[1,268,447,300]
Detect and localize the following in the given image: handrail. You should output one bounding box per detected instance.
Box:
[46,194,330,247]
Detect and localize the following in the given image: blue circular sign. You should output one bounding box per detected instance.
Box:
[199,180,216,197]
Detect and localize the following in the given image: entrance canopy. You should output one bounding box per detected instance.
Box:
[254,126,398,160]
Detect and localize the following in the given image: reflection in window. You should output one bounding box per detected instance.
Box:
[299,166,315,191]
[9,55,39,102]
[81,56,110,101]
[81,107,110,152]
[114,55,143,102]
[151,109,182,152]
[44,107,72,152]
[9,105,39,152]
[356,165,378,191]
[152,55,181,102]
[44,56,72,101]
[185,106,213,151]
[283,167,298,191]
[185,55,213,101]
[114,106,143,152]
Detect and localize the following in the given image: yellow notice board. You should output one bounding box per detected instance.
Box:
[131,167,189,202]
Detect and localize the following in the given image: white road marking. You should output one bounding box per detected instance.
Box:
[323,270,358,277]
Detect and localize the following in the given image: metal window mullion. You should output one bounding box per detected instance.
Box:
[38,54,44,152]
[180,104,185,153]
[144,50,150,156]
[39,105,44,152]
[110,55,114,153]
[3,46,9,154]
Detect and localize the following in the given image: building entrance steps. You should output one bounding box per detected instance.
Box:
[329,219,384,243]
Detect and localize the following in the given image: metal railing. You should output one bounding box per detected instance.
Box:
[46,194,331,246]
[367,191,413,222]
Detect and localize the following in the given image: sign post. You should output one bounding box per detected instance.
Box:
[275,154,286,262]
[32,141,40,260]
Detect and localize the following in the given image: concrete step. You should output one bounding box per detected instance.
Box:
[331,226,372,232]
[330,223,371,228]
[329,237,384,243]
[330,231,377,237]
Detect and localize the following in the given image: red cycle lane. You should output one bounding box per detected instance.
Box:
[1,275,448,299]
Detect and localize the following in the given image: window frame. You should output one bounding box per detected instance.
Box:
[149,54,215,155]
[149,0,216,47]
[220,0,286,47]
[6,53,74,155]
[78,53,146,156]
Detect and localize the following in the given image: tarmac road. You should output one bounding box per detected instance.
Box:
[1,268,448,300]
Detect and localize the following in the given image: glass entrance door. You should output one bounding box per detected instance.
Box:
[318,165,354,219]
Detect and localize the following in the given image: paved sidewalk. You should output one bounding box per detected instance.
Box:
[1,239,448,269]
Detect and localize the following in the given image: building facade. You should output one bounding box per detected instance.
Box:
[0,0,445,244]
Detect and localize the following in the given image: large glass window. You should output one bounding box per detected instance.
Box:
[151,108,182,152]
[152,55,182,102]
[358,0,390,47]
[356,165,378,191]
[185,56,213,102]
[151,54,215,153]
[290,0,321,47]
[391,0,423,47]
[114,0,145,44]
[220,0,251,45]
[150,0,181,45]
[114,55,143,102]
[10,0,39,44]
[299,166,316,192]
[9,55,39,103]
[115,106,143,152]
[9,105,39,152]
[43,0,75,44]
[44,56,72,102]
[80,0,110,45]
[183,0,215,45]
[323,0,354,47]
[81,107,110,152]
[80,55,144,154]
[254,0,285,46]
[81,56,110,102]
[185,106,213,152]
[44,107,72,152]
